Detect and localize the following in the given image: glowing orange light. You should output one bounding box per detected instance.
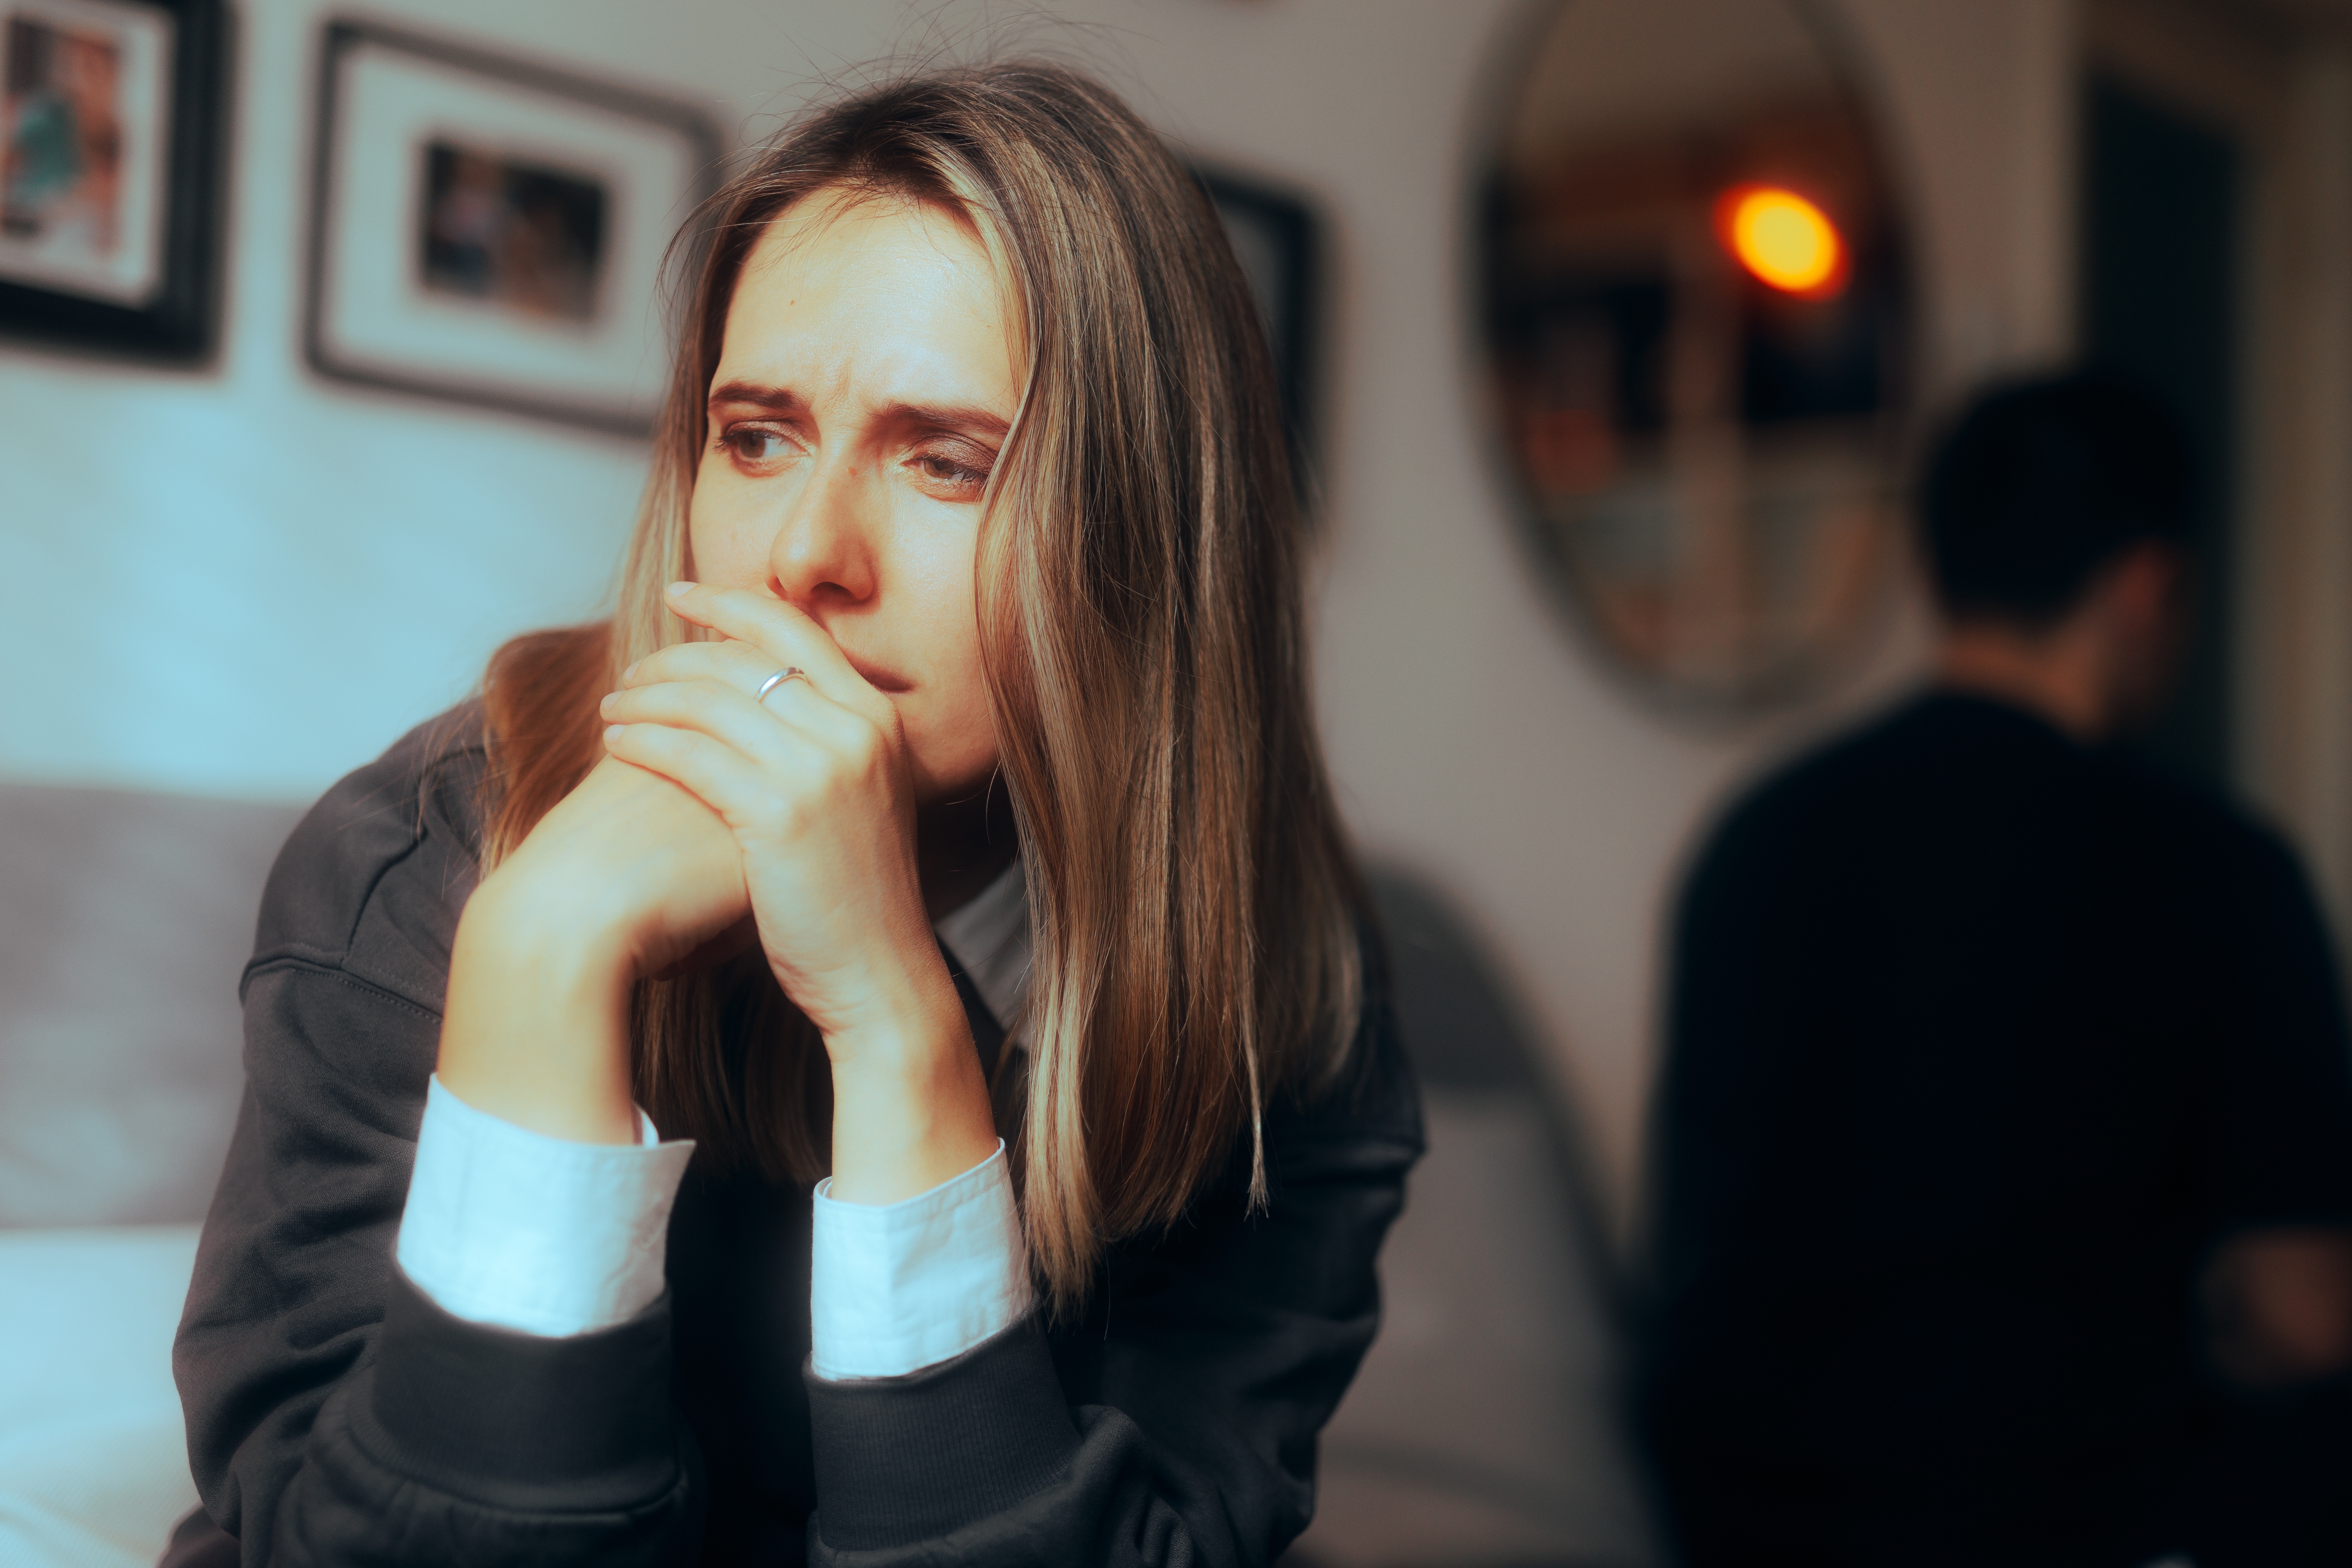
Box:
[1717,184,1847,297]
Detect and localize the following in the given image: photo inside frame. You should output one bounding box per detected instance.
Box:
[2,15,122,248]
[0,0,168,303]
[418,139,610,325]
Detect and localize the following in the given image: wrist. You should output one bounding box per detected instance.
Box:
[811,937,970,1073]
[822,952,999,1204]
[439,876,639,1145]
[465,864,638,983]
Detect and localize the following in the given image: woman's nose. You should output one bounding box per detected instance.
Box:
[766,452,877,606]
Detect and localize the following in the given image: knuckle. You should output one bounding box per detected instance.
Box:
[815,746,862,797]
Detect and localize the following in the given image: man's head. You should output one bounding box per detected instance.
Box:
[1920,372,2196,738]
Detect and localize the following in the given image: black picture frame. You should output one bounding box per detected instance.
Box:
[1199,167,1323,493]
[0,0,230,361]
[303,18,722,435]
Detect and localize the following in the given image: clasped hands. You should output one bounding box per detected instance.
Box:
[442,582,995,1200]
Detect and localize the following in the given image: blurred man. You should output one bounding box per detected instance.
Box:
[1638,373,2352,1567]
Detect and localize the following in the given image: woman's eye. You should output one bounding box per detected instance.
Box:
[913,449,990,491]
[720,426,794,467]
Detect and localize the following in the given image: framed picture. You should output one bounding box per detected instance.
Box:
[0,0,227,358]
[306,20,722,435]
[1199,168,1321,490]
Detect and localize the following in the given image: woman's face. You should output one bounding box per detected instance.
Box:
[688,188,1018,805]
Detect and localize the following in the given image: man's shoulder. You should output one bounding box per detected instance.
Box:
[1701,696,1949,859]
[2103,753,2311,903]
[245,702,489,1016]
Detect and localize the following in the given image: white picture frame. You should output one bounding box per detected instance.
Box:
[304,20,720,434]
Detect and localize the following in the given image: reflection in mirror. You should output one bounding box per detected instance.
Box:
[1481,0,1910,710]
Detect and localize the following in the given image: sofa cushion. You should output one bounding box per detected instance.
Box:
[0,783,302,1226]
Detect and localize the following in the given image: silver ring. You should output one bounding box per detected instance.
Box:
[754,667,807,706]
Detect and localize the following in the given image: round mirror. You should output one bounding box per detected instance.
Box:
[1480,0,1912,711]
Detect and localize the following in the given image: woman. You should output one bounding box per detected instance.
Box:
[169,60,1420,1568]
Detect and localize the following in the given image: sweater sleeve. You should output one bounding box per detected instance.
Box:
[172,720,699,1567]
[800,979,1424,1568]
[175,961,696,1568]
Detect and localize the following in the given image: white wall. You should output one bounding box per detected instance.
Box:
[0,0,2074,1231]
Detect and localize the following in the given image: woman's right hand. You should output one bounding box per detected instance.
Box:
[437,753,749,1143]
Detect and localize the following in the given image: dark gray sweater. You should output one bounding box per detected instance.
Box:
[169,712,1422,1567]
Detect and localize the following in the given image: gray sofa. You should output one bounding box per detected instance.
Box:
[0,783,300,1568]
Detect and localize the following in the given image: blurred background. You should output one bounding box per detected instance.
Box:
[6,0,2352,1565]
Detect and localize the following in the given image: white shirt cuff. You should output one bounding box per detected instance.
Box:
[395,1075,694,1338]
[810,1141,1030,1380]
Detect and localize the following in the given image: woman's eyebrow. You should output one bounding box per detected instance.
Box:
[707,379,803,413]
[887,403,1011,441]
[707,381,1008,441]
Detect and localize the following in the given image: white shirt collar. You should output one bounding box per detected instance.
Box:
[931,855,1030,1045]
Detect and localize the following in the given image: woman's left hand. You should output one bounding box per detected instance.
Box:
[600,583,994,1199]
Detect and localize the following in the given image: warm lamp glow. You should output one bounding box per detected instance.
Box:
[1718,185,1847,297]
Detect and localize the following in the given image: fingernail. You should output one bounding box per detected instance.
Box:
[603,725,624,744]
[599,691,617,714]
[665,581,692,598]
[621,661,639,682]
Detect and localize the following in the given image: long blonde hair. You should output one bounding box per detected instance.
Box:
[477,61,1364,1309]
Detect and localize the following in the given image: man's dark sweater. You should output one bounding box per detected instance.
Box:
[1639,692,2352,1565]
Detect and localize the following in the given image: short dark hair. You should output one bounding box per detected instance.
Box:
[1918,370,2193,626]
